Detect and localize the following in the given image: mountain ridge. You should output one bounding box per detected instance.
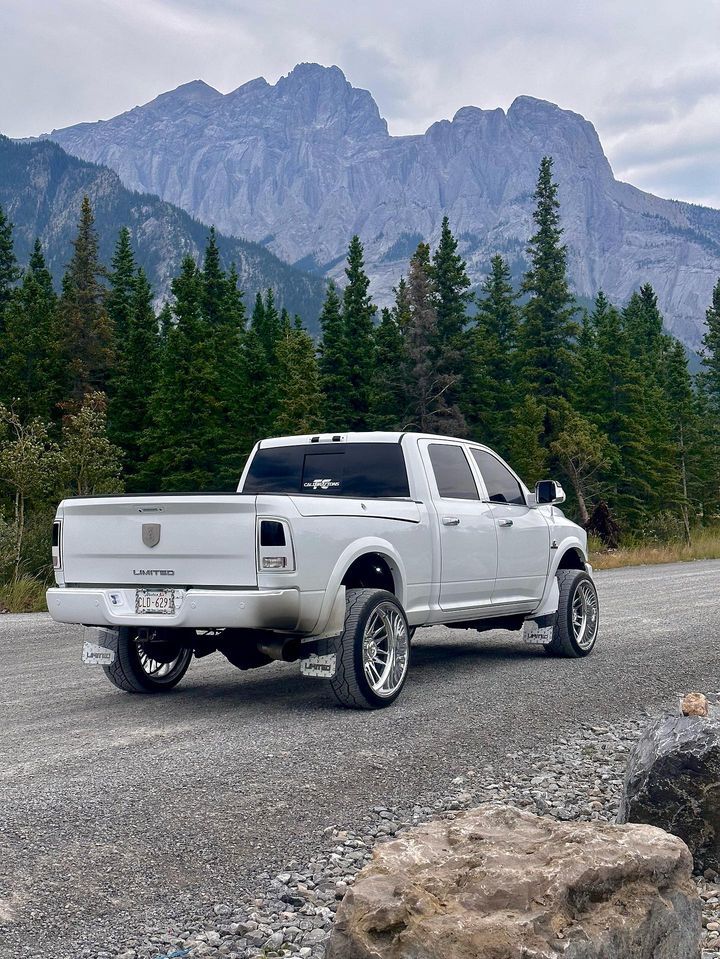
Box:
[39,62,720,348]
[0,135,325,325]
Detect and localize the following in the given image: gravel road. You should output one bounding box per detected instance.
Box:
[1,560,719,957]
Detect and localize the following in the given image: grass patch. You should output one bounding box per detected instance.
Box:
[589,528,720,570]
[0,575,48,613]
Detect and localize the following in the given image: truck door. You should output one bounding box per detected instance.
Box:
[421,441,497,612]
[469,448,550,605]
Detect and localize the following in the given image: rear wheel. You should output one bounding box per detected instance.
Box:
[103,627,193,692]
[544,569,599,658]
[330,588,411,709]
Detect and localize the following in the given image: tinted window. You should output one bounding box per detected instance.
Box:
[471,449,525,505]
[243,443,410,497]
[428,444,478,500]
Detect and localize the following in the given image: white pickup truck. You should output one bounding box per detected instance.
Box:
[48,432,598,709]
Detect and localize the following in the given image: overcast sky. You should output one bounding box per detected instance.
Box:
[2,0,719,207]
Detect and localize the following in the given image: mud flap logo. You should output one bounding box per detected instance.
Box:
[82,641,116,666]
[300,652,336,678]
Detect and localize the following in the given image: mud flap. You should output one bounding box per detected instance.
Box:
[523,613,556,646]
[81,626,118,665]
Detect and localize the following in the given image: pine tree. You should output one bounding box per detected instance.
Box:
[105,227,136,343]
[108,268,160,487]
[342,236,376,429]
[403,243,466,435]
[0,239,62,420]
[318,280,351,430]
[273,323,324,435]
[701,278,720,405]
[466,254,519,453]
[368,306,406,430]
[57,196,114,401]
[519,157,578,403]
[432,216,472,344]
[0,204,19,324]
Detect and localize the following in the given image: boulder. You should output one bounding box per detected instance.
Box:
[681,693,709,717]
[327,805,700,959]
[618,715,720,872]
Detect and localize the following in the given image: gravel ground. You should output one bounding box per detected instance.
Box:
[76,712,718,959]
[3,560,720,958]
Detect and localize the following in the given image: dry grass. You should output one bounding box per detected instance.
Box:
[589,528,720,570]
[0,575,48,613]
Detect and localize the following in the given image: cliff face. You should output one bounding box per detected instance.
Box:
[0,136,325,325]
[44,63,720,347]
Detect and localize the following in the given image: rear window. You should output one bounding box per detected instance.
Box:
[242,443,410,498]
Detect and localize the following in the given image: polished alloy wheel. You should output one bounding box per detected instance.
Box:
[134,637,191,681]
[571,580,598,650]
[361,602,410,698]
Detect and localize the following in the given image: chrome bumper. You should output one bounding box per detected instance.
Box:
[46,586,301,631]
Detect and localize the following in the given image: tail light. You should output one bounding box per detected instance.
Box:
[52,520,62,570]
[258,519,295,571]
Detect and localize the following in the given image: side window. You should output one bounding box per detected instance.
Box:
[428,444,479,500]
[470,449,525,506]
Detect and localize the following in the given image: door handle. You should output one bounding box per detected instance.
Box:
[498,518,514,527]
[442,516,460,526]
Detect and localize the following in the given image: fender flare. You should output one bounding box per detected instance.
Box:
[309,537,408,636]
[531,537,589,618]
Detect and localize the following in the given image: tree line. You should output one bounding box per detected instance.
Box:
[1,157,720,591]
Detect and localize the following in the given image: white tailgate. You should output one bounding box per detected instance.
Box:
[61,496,258,587]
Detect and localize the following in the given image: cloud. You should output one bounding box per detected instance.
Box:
[1,0,719,206]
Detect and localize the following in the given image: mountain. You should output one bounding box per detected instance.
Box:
[39,63,720,350]
[0,135,325,324]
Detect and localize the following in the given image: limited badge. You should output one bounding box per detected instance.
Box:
[523,620,554,645]
[300,652,337,679]
[82,641,116,666]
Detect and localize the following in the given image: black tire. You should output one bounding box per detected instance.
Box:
[102,627,193,693]
[544,569,599,658]
[330,588,411,709]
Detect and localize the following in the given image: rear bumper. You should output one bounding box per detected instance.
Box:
[46,586,301,631]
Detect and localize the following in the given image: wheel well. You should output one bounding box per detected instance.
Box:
[557,548,586,571]
[342,553,396,595]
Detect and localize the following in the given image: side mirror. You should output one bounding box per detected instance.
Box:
[535,479,566,506]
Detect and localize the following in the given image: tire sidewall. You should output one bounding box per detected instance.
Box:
[557,570,599,657]
[114,627,192,691]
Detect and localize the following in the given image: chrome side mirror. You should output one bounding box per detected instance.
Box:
[535,479,566,505]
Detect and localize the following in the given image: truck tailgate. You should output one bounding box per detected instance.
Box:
[60,495,258,587]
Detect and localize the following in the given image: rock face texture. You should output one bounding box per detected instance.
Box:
[618,715,720,872]
[327,805,700,959]
[0,135,325,323]
[43,63,720,348]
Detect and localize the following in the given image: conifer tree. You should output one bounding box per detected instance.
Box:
[273,323,324,435]
[701,278,720,405]
[57,196,114,401]
[519,157,578,403]
[403,243,465,435]
[368,306,406,430]
[432,216,472,344]
[106,227,136,343]
[342,236,376,429]
[0,239,62,420]
[318,280,351,430]
[466,254,519,452]
[0,204,19,324]
[108,268,160,487]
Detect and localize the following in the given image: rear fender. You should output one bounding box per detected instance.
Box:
[309,537,407,636]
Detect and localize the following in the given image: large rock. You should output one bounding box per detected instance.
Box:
[328,805,700,959]
[618,715,720,872]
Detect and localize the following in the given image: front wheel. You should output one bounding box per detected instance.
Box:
[330,589,411,709]
[103,627,193,692]
[544,569,599,658]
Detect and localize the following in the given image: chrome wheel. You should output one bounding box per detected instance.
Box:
[361,602,410,698]
[571,580,598,650]
[133,635,192,684]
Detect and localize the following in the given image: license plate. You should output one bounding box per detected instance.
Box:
[135,588,175,615]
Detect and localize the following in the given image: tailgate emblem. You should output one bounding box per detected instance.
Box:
[142,523,161,548]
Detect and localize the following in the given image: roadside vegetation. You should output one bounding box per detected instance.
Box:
[1,157,719,611]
